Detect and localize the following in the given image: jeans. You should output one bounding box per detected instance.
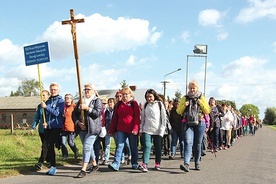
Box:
[183,122,206,165]
[171,129,184,156]
[211,127,220,149]
[104,134,111,162]
[79,131,97,163]
[111,131,138,170]
[61,131,78,157]
[142,133,162,165]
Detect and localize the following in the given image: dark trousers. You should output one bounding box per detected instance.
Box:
[44,128,62,167]
[38,132,49,163]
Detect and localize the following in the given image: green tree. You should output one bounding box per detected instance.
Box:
[174,89,182,101]
[239,104,259,119]
[120,80,128,89]
[10,79,41,97]
[263,107,276,125]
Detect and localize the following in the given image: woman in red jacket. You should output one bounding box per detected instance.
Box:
[108,87,141,171]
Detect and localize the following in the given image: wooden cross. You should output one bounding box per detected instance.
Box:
[62,9,85,123]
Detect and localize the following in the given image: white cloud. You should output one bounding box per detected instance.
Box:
[236,0,276,23]
[0,39,22,65]
[198,9,223,27]
[181,31,190,43]
[37,13,162,59]
[207,56,276,118]
[217,32,229,41]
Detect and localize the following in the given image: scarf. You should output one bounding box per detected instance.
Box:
[187,91,202,99]
[84,94,95,106]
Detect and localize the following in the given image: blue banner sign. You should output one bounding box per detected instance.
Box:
[24,42,50,66]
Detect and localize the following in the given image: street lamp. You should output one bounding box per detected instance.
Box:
[186,44,208,95]
[161,68,181,100]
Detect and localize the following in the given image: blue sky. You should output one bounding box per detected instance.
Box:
[0,0,275,119]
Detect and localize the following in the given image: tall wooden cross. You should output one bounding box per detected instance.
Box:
[62,9,85,123]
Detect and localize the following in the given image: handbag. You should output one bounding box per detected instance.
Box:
[99,126,107,138]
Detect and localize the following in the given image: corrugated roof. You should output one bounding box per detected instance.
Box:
[0,96,40,110]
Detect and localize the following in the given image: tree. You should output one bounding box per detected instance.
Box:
[10,78,41,97]
[263,107,276,125]
[174,90,182,101]
[120,80,128,89]
[239,104,260,119]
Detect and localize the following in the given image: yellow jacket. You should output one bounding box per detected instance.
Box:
[176,95,211,117]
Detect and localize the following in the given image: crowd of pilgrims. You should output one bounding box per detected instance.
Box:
[30,81,261,178]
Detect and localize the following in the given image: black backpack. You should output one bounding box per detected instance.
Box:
[184,95,202,126]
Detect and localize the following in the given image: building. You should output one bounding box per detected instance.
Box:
[0,96,40,129]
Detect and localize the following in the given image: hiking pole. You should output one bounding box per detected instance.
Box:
[207,134,217,157]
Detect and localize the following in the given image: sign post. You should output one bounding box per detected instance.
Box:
[61,9,85,123]
[23,41,50,127]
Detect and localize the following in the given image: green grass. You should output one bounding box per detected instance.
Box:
[0,129,115,178]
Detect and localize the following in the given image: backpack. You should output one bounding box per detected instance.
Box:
[184,95,202,126]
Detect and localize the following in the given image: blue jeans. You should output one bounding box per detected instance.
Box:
[211,127,220,150]
[171,128,184,156]
[111,131,138,170]
[79,131,97,163]
[104,134,111,162]
[183,122,206,165]
[61,131,78,157]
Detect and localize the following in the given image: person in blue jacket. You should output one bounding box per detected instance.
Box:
[30,90,50,170]
[41,83,65,175]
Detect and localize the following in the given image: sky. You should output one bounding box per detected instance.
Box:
[0,0,276,119]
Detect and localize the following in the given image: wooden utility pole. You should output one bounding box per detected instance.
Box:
[62,9,85,123]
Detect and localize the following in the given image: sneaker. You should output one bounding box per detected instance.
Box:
[46,166,57,175]
[195,164,200,171]
[108,163,119,171]
[76,170,86,178]
[74,149,80,159]
[180,164,189,172]
[219,146,223,150]
[132,164,139,169]
[154,163,161,171]
[127,158,131,165]
[139,163,148,172]
[169,155,174,160]
[62,156,68,161]
[89,165,99,173]
[101,160,108,165]
[35,162,42,170]
[223,146,227,150]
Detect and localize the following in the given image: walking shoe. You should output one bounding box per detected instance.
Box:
[127,158,131,165]
[195,164,200,171]
[139,163,148,172]
[89,165,99,173]
[46,166,57,175]
[76,170,86,178]
[108,163,119,171]
[132,164,139,169]
[74,149,80,159]
[168,155,174,160]
[62,156,68,161]
[35,162,42,170]
[101,160,108,165]
[223,146,227,150]
[180,164,189,172]
[154,163,161,171]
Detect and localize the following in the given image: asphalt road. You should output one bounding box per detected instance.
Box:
[1,126,276,184]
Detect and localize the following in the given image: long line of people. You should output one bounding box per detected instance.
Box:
[30,80,260,177]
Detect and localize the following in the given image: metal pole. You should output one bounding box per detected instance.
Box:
[204,56,207,96]
[186,55,189,94]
